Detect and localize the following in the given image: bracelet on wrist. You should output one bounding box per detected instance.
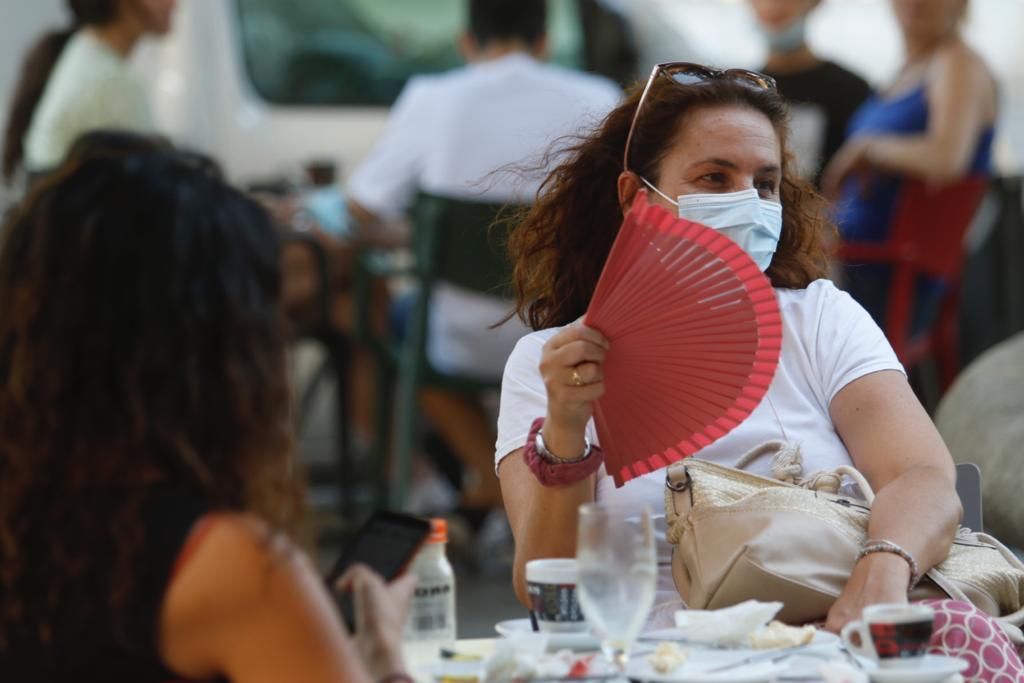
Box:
[536,427,591,463]
[523,417,604,487]
[855,539,922,591]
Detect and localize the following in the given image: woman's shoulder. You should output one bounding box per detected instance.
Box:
[517,326,562,346]
[507,326,561,361]
[54,32,137,86]
[775,279,847,308]
[928,38,995,87]
[163,513,303,609]
[158,513,320,677]
[502,325,567,385]
[775,280,871,331]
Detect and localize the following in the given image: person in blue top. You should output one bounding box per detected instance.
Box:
[821,0,997,331]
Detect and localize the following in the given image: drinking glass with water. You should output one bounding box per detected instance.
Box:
[575,503,657,671]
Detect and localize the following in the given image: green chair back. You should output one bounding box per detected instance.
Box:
[362,192,527,507]
[411,192,518,298]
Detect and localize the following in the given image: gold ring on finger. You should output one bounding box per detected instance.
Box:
[571,368,584,387]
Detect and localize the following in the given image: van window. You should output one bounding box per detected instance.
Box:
[235,0,586,106]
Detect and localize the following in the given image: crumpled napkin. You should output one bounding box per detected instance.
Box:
[673,600,783,646]
[482,632,589,683]
[482,632,551,682]
[482,633,610,683]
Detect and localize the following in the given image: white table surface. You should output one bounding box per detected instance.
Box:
[402,637,963,683]
[405,638,495,682]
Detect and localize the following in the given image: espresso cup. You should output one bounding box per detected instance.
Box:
[525,558,587,633]
[841,603,935,668]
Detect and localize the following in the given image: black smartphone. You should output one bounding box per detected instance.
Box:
[328,511,432,631]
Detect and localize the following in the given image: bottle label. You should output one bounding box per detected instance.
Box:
[406,581,456,641]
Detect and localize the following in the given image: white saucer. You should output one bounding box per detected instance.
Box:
[626,649,790,682]
[640,627,840,649]
[494,618,600,651]
[424,659,485,682]
[867,655,969,683]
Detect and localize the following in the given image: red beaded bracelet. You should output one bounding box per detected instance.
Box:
[522,417,604,487]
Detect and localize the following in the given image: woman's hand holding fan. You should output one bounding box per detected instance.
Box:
[539,323,609,434]
[582,192,783,486]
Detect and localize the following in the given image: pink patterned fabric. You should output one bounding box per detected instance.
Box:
[922,599,1024,682]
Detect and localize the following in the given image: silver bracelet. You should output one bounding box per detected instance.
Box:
[855,539,922,590]
[535,429,592,464]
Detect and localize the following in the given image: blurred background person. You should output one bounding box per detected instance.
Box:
[751,0,872,185]
[1,0,176,188]
[345,0,620,526]
[0,135,415,682]
[822,0,998,332]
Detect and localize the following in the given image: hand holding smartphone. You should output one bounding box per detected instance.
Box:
[328,511,432,631]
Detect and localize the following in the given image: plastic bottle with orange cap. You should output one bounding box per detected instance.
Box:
[404,518,457,653]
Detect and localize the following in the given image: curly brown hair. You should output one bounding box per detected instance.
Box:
[0,140,304,648]
[509,75,835,331]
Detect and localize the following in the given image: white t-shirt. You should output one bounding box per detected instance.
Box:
[348,53,621,379]
[495,279,904,624]
[25,31,153,171]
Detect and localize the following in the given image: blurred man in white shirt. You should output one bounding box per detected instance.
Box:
[347,0,620,516]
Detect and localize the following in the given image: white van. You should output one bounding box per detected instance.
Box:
[0,0,681,207]
[4,0,1022,278]
[5,0,1021,199]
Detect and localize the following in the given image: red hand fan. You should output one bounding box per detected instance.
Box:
[583,192,782,487]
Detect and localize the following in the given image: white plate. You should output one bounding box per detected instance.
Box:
[424,659,485,681]
[626,648,790,682]
[867,655,969,683]
[640,627,840,650]
[494,618,600,651]
[626,630,844,682]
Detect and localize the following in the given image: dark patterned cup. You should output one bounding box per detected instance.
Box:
[841,604,935,668]
[525,559,587,633]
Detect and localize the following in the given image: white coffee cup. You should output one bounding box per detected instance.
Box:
[525,558,587,633]
[841,603,935,669]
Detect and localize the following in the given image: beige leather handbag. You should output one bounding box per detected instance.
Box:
[664,441,1024,641]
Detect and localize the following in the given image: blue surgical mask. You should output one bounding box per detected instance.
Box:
[641,180,783,271]
[759,16,808,54]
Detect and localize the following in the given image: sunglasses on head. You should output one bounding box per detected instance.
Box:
[623,62,777,172]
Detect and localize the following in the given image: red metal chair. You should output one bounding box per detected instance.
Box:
[838,176,989,391]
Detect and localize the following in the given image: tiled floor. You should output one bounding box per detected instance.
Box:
[292,342,524,638]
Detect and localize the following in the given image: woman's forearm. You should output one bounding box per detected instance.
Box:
[864,134,973,186]
[499,444,595,607]
[865,464,961,575]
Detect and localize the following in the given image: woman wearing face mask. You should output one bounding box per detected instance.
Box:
[750,0,872,185]
[2,0,176,187]
[821,0,997,331]
[494,63,1024,678]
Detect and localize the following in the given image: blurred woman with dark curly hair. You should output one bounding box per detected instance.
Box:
[0,137,414,682]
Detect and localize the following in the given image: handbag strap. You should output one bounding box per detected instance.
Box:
[733,441,876,500]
